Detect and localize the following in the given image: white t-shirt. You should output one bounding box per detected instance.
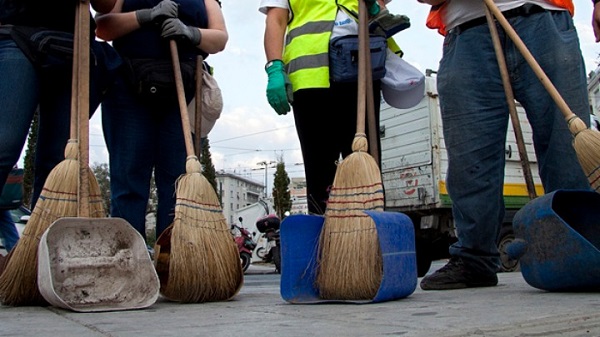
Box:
[258,0,392,39]
[443,0,565,31]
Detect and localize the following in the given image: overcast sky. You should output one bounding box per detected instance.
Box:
[78,0,599,188]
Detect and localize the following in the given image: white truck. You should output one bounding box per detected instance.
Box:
[380,70,544,276]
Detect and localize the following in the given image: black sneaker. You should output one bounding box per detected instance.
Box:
[420,257,498,290]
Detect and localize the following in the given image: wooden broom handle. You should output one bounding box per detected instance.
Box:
[170,40,196,158]
[356,0,368,136]
[482,0,576,121]
[194,55,204,159]
[77,0,91,217]
[484,4,537,199]
[364,17,379,164]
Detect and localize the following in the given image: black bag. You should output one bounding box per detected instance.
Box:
[0,167,23,210]
[329,34,387,83]
[123,58,196,105]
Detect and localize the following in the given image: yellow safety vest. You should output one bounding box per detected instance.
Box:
[425,0,574,36]
[284,0,359,91]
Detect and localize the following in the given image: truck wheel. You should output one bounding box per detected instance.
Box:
[498,225,520,272]
[240,252,252,273]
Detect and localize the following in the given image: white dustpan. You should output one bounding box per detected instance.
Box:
[37,217,159,312]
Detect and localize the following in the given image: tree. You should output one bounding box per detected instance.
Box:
[200,138,218,194]
[22,108,39,208]
[272,159,291,219]
[92,162,111,216]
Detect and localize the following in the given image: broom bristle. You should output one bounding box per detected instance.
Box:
[0,141,106,306]
[161,158,242,303]
[317,140,385,300]
[572,128,600,192]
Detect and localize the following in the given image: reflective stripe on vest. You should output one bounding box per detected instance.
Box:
[284,0,359,91]
[425,0,574,36]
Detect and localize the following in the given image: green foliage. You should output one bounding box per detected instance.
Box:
[91,162,111,216]
[200,138,218,194]
[272,159,291,219]
[22,108,39,208]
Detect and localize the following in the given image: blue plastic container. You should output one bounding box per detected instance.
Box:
[509,189,600,291]
[279,211,417,303]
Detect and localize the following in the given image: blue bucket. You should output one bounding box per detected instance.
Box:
[279,211,417,303]
[509,189,600,291]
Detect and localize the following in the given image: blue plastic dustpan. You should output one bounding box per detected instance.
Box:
[279,211,417,303]
[509,189,600,291]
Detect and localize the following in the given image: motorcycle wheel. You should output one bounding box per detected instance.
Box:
[240,252,252,273]
[256,247,267,259]
[271,245,281,274]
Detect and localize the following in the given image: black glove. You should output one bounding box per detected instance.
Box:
[161,18,202,46]
[136,0,179,26]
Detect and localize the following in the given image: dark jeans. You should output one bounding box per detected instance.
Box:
[102,74,187,241]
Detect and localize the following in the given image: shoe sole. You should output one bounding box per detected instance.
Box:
[420,280,498,291]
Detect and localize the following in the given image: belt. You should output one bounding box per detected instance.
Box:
[453,4,547,35]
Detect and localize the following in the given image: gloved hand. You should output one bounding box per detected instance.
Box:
[265,60,293,115]
[136,0,178,26]
[364,0,380,16]
[161,18,202,46]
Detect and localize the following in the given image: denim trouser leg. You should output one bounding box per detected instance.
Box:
[0,40,39,192]
[438,11,590,274]
[0,210,19,252]
[102,75,186,241]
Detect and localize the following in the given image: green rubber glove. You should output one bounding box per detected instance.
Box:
[265,60,293,115]
[365,0,380,16]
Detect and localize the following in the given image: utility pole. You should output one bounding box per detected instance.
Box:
[256,160,276,198]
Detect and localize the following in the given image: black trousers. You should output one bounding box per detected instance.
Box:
[292,80,382,215]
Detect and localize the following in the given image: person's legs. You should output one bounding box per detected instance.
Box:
[508,11,590,192]
[421,23,506,289]
[292,81,381,215]
[102,76,154,240]
[0,40,39,192]
[154,105,186,239]
[0,210,19,252]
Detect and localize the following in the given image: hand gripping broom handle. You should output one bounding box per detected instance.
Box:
[482,0,576,123]
[484,4,537,199]
[170,40,196,158]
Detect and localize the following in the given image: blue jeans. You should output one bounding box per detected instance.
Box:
[0,210,18,252]
[102,74,187,241]
[438,10,591,274]
[0,38,119,208]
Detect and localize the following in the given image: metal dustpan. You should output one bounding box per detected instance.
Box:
[508,189,600,291]
[38,217,160,312]
[280,211,417,303]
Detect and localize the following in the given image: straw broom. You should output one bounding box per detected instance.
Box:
[315,0,385,300]
[0,0,105,306]
[159,40,242,303]
[483,0,600,192]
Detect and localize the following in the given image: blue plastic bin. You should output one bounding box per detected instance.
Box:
[279,211,417,303]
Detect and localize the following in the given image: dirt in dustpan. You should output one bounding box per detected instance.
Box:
[37,217,159,312]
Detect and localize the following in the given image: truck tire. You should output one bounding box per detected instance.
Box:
[498,224,520,272]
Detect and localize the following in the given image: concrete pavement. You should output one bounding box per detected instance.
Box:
[1,261,600,337]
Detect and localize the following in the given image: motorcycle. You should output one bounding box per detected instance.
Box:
[231,223,257,273]
[255,215,281,274]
